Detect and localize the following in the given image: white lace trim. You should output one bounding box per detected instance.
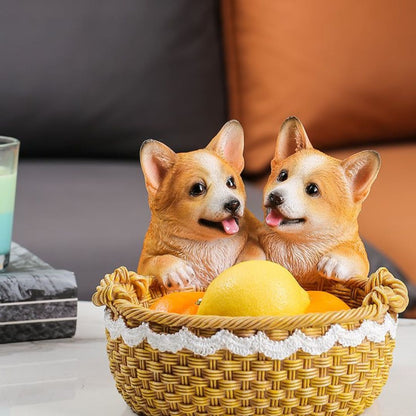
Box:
[104,310,397,359]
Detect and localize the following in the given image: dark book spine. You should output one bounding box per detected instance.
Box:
[0,320,77,343]
[0,269,78,343]
[0,298,77,343]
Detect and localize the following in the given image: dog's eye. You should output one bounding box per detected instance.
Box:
[305,183,319,196]
[226,177,236,189]
[189,182,206,197]
[277,169,288,182]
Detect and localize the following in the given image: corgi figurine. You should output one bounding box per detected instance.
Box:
[259,116,380,285]
[138,120,264,291]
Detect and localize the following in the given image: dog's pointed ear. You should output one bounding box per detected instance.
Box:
[140,140,176,196]
[206,120,244,173]
[342,150,381,203]
[273,116,313,165]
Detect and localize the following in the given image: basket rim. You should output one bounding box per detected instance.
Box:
[93,266,408,332]
[103,307,398,358]
[107,297,386,333]
[110,300,387,331]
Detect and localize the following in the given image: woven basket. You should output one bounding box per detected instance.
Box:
[92,267,408,416]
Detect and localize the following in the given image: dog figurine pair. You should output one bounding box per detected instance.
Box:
[138,117,380,291]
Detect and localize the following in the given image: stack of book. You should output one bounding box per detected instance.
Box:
[0,243,77,343]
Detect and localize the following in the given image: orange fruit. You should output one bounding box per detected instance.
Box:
[305,291,350,313]
[149,292,204,314]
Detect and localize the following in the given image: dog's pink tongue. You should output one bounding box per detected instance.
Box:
[266,210,283,227]
[222,218,239,235]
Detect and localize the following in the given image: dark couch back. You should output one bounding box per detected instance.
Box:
[0,0,226,158]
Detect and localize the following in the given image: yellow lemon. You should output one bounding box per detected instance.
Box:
[197,260,310,317]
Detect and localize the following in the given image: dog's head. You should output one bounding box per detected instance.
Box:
[140,121,246,240]
[263,117,381,240]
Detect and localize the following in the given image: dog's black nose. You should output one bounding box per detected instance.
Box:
[224,199,240,213]
[268,192,284,206]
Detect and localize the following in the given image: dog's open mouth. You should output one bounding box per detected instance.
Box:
[266,208,305,227]
[199,217,240,235]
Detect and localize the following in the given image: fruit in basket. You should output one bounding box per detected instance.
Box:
[149,291,204,314]
[305,291,350,313]
[197,260,310,317]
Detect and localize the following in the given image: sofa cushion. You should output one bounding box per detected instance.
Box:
[13,159,412,305]
[222,0,416,173]
[329,143,416,292]
[0,0,226,158]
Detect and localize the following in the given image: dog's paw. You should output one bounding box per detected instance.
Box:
[317,253,358,281]
[160,260,196,291]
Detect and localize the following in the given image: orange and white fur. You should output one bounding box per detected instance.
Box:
[138,120,264,291]
[259,116,380,286]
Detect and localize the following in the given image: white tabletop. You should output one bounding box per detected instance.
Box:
[0,302,414,416]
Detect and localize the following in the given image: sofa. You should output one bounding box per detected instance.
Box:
[1,1,414,314]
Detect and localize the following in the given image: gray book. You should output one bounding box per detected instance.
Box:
[0,243,77,343]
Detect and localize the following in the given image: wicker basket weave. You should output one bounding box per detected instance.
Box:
[92,267,408,416]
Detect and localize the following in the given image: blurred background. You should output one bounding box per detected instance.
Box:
[0,0,414,312]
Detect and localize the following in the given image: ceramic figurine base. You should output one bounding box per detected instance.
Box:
[0,243,77,343]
